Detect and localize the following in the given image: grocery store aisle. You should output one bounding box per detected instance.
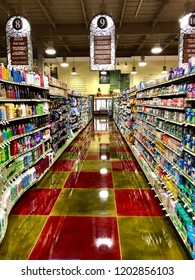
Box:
[0,118,191,260]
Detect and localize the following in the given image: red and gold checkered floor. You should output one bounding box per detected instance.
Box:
[0,118,191,260]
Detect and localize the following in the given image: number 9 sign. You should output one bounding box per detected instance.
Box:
[97,16,107,29]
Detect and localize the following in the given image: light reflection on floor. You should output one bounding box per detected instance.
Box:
[0,118,191,260]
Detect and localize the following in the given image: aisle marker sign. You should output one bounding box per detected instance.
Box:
[90,14,115,71]
[179,12,195,66]
[5,15,33,69]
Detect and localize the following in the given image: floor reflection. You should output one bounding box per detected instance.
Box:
[0,117,192,260]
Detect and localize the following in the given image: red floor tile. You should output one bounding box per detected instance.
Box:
[110,146,129,153]
[100,151,110,160]
[64,146,83,152]
[28,216,121,260]
[112,160,141,172]
[115,189,165,216]
[110,137,123,141]
[64,171,113,188]
[51,160,76,171]
[86,152,100,160]
[10,189,61,216]
[86,152,110,160]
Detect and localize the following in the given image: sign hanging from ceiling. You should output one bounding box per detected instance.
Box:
[90,13,115,71]
[5,15,33,69]
[179,12,195,66]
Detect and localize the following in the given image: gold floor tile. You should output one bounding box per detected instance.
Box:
[59,152,79,160]
[113,171,149,189]
[51,188,116,216]
[0,216,47,260]
[36,171,70,188]
[88,145,99,153]
[118,216,191,260]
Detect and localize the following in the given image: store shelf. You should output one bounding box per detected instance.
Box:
[114,72,195,259]
[0,78,48,90]
[182,146,195,156]
[0,98,49,102]
[4,148,52,188]
[0,125,51,148]
[0,136,51,171]
[155,127,183,141]
[184,122,195,127]
[158,91,186,97]
[136,72,195,92]
[0,157,52,244]
[0,75,95,246]
[0,112,50,125]
[155,138,182,156]
[156,116,184,126]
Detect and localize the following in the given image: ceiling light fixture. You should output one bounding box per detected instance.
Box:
[71,57,77,75]
[161,65,167,74]
[45,40,56,55]
[61,57,69,67]
[71,66,77,75]
[151,43,162,54]
[100,71,107,75]
[138,56,147,66]
[161,56,167,74]
[131,56,137,74]
[131,66,137,74]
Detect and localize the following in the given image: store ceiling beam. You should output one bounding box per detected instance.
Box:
[134,0,144,18]
[135,34,150,53]
[36,0,56,30]
[80,0,89,30]
[58,36,71,54]
[119,0,127,28]
[162,34,178,51]
[0,0,15,15]
[151,0,169,29]
[0,21,179,37]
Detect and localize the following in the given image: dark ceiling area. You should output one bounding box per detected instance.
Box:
[0,0,195,60]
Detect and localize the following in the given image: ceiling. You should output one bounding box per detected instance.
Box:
[0,0,195,61]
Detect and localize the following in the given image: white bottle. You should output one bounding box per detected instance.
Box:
[0,208,6,236]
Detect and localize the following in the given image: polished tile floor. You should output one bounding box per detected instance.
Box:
[0,118,192,260]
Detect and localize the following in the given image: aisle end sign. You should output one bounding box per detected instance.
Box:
[6,15,33,69]
[90,14,115,71]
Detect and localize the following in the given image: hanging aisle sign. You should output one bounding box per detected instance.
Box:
[90,13,115,71]
[6,15,33,69]
[179,12,195,67]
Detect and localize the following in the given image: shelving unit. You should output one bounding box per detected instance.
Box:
[0,76,53,243]
[114,73,195,259]
[0,75,93,244]
[113,88,136,144]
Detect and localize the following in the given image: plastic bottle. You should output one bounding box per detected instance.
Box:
[0,105,7,120]
[4,144,10,161]
[17,125,22,135]
[21,124,25,134]
[10,140,18,156]
[6,127,12,139]
[0,208,6,235]
[0,130,3,143]
[12,125,17,136]
[21,103,26,117]
[2,129,7,141]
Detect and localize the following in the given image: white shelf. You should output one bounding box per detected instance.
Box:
[0,112,50,125]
